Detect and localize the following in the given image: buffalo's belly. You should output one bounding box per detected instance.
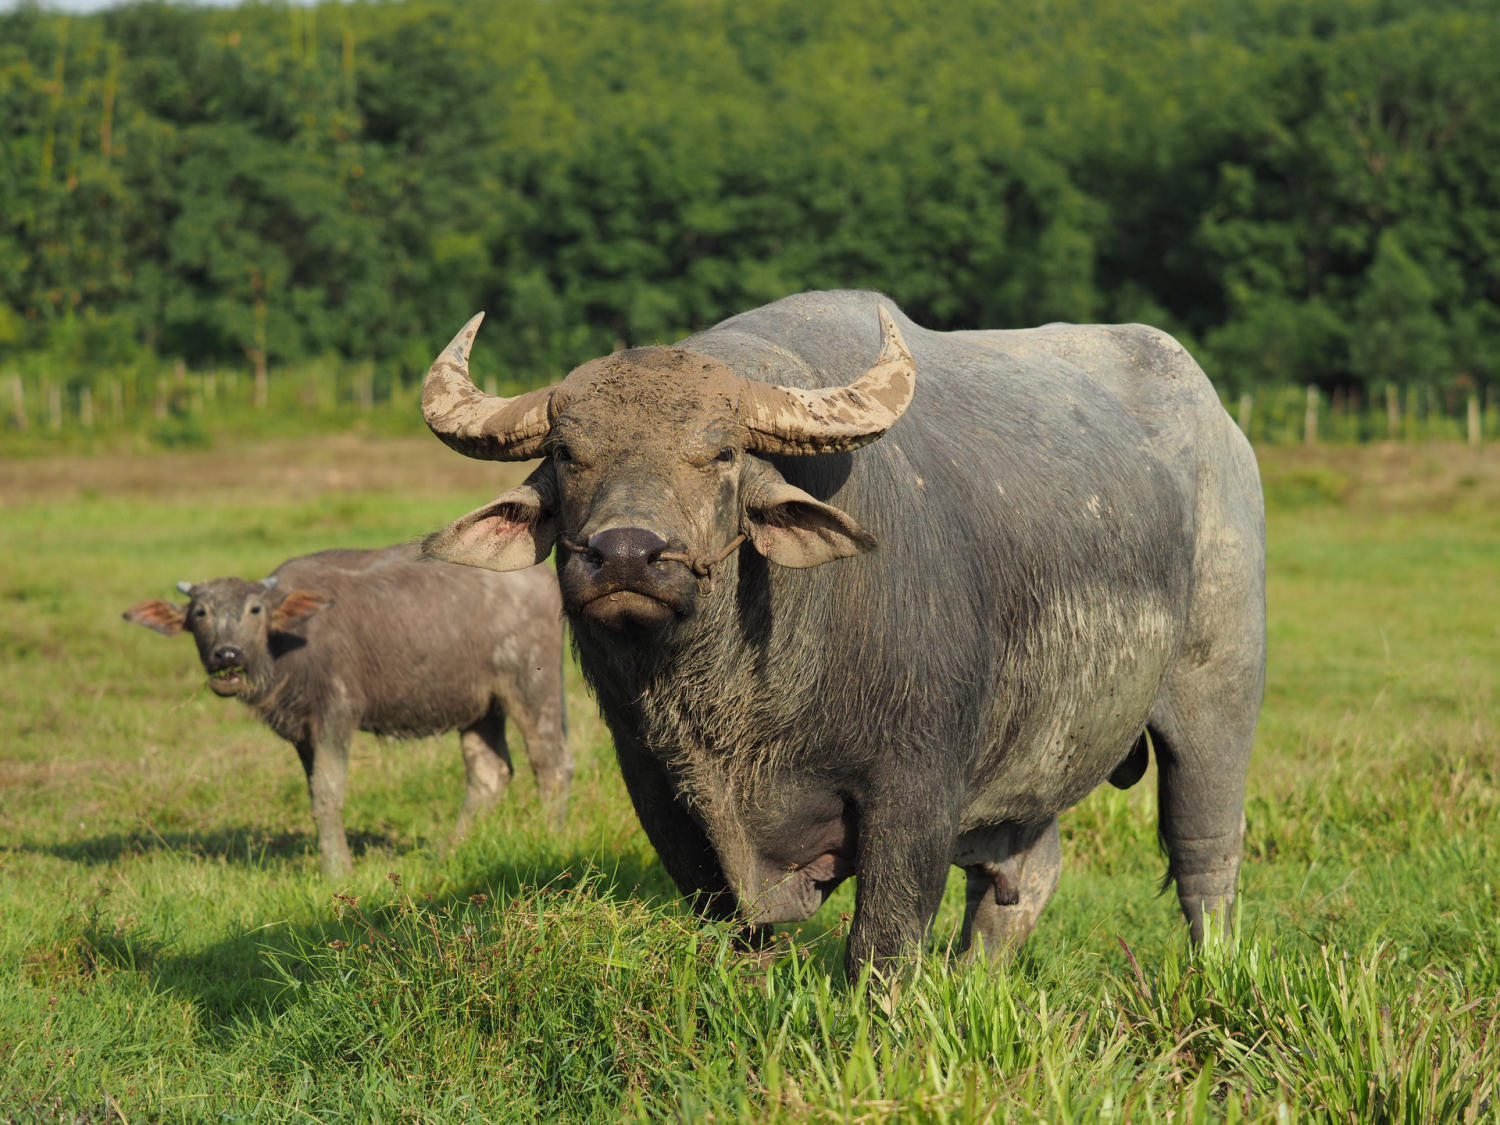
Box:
[358,684,493,739]
[960,591,1179,830]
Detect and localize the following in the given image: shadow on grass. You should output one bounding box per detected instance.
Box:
[56,843,679,1031]
[13,825,401,867]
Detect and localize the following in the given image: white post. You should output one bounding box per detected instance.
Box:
[6,375,24,432]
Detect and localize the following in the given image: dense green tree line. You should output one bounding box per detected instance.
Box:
[2,0,1497,399]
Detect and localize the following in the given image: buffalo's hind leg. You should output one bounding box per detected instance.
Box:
[502,673,573,831]
[452,709,513,843]
[1150,641,1262,946]
[956,818,1061,960]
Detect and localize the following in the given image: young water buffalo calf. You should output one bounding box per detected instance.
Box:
[124,544,571,875]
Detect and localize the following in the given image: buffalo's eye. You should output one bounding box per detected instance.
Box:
[553,444,574,466]
[193,608,206,619]
[715,447,736,463]
[249,605,262,615]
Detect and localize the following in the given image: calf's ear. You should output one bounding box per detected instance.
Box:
[424,468,558,572]
[743,470,876,569]
[271,590,333,630]
[123,599,188,636]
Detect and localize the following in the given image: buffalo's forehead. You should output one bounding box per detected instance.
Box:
[553,348,742,431]
[192,577,262,608]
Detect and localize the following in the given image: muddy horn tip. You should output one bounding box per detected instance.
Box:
[449,311,486,363]
[875,305,910,363]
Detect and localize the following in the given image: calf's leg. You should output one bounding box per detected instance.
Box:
[452,710,514,842]
[295,736,353,877]
[504,681,573,830]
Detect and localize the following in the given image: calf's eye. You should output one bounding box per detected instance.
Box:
[250,605,262,615]
[193,608,206,619]
[715,447,735,463]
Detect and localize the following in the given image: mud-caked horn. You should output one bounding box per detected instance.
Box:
[740,306,916,456]
[421,313,555,461]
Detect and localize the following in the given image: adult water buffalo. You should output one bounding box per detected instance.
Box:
[421,290,1264,972]
[124,544,571,876]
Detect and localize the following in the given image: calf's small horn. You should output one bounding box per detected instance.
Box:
[740,306,916,456]
[421,313,554,461]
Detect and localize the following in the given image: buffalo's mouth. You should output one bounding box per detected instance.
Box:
[206,666,245,696]
[575,588,682,631]
[560,540,700,632]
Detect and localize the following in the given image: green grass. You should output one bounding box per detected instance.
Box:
[1,437,1497,1122]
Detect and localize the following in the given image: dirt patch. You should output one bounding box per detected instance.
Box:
[1256,441,1500,513]
[0,433,531,506]
[4,432,1496,514]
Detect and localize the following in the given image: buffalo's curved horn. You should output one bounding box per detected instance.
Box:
[260,576,279,590]
[740,306,916,456]
[421,313,554,461]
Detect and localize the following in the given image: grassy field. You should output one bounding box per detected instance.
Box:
[1,436,1497,1123]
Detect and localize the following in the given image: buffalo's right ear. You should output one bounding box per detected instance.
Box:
[423,467,558,572]
[123,599,188,636]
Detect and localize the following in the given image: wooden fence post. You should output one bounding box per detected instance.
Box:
[109,379,123,424]
[79,386,94,429]
[1385,384,1400,440]
[6,375,24,432]
[1303,385,1318,446]
[47,382,62,432]
[1468,394,1482,447]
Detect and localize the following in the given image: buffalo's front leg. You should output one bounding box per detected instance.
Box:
[295,735,353,877]
[845,787,958,978]
[614,731,766,947]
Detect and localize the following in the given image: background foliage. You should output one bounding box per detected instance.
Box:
[3,0,1499,410]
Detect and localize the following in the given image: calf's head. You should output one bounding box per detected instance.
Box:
[123,577,332,696]
[422,308,915,632]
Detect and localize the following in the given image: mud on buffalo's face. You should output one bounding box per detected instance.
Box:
[123,578,332,694]
[421,309,916,633]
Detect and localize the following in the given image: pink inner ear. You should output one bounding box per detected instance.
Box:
[272,590,332,627]
[123,599,187,635]
[461,504,535,551]
[427,490,557,572]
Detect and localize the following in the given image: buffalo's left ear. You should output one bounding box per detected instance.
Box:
[743,467,876,569]
[424,466,558,572]
[271,590,333,630]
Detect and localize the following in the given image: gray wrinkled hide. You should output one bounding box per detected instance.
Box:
[461,290,1264,971]
[160,545,569,875]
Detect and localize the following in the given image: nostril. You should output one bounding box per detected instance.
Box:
[212,646,243,665]
[586,527,669,566]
